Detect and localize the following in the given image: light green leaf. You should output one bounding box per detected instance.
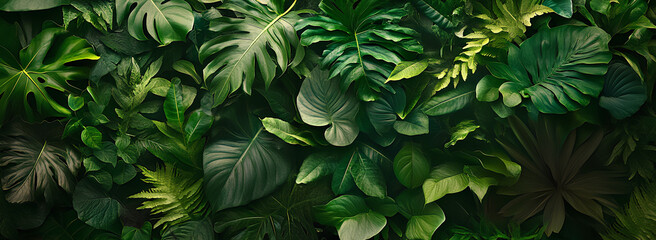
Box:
[475,75,504,102]
[261,117,321,146]
[393,111,429,136]
[297,68,359,146]
[444,120,480,148]
[387,60,429,82]
[314,195,387,240]
[394,142,430,189]
[296,152,340,184]
[339,211,387,240]
[396,189,445,240]
[423,163,469,204]
[81,127,103,150]
[116,0,194,45]
[67,95,85,111]
[173,60,202,85]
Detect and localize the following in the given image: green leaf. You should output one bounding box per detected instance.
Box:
[599,63,647,119]
[0,26,98,123]
[420,86,475,116]
[0,122,80,204]
[314,195,387,240]
[203,116,292,211]
[130,166,207,229]
[161,219,214,240]
[67,95,85,111]
[109,161,136,185]
[423,163,469,204]
[116,0,194,45]
[199,0,303,105]
[393,111,429,136]
[543,0,573,18]
[173,60,202,85]
[296,151,340,184]
[37,210,116,240]
[94,142,118,167]
[351,151,387,198]
[164,79,195,133]
[410,0,458,32]
[480,25,611,114]
[297,68,360,146]
[444,120,480,148]
[261,117,321,146]
[82,126,103,149]
[72,179,121,231]
[298,0,422,100]
[0,0,69,11]
[394,142,430,189]
[475,75,504,102]
[387,59,429,82]
[88,170,113,192]
[122,221,152,240]
[396,190,445,240]
[184,110,213,144]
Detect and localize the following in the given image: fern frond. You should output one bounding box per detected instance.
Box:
[603,183,656,240]
[130,165,208,229]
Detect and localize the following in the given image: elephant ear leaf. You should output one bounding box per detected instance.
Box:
[297,68,360,147]
[599,63,647,119]
[203,114,292,212]
[0,122,80,204]
[479,25,611,114]
[0,26,98,123]
[199,0,304,106]
[116,0,194,45]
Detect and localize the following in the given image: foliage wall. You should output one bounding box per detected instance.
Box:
[1,0,656,239]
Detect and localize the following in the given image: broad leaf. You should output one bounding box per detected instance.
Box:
[423,163,469,204]
[297,68,359,146]
[0,0,69,11]
[387,60,429,82]
[296,152,340,184]
[421,85,475,116]
[397,190,445,240]
[203,115,292,211]
[116,0,194,45]
[314,195,387,240]
[298,0,422,101]
[199,0,304,106]
[393,111,429,136]
[478,25,612,114]
[121,222,152,240]
[0,122,80,204]
[161,219,214,240]
[351,151,387,198]
[72,179,121,231]
[0,26,98,123]
[394,142,430,189]
[599,63,646,119]
[543,0,573,18]
[262,117,323,146]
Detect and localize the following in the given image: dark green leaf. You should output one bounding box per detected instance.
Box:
[72,179,121,231]
[394,142,430,188]
[599,63,647,119]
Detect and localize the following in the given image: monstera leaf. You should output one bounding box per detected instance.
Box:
[297,0,422,101]
[297,68,359,147]
[203,114,292,212]
[599,63,647,119]
[476,25,611,114]
[116,0,194,45]
[199,0,304,106]
[0,25,98,123]
[0,122,80,204]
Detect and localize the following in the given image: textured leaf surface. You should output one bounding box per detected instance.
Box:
[599,63,646,119]
[116,0,194,45]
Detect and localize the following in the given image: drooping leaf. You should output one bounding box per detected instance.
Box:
[0,122,80,204]
[262,117,323,146]
[0,25,99,123]
[116,0,194,45]
[444,120,480,148]
[543,0,573,18]
[423,162,469,204]
[387,59,429,82]
[599,63,647,119]
[203,115,292,211]
[298,0,422,101]
[199,0,304,106]
[297,68,359,146]
[393,142,430,189]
